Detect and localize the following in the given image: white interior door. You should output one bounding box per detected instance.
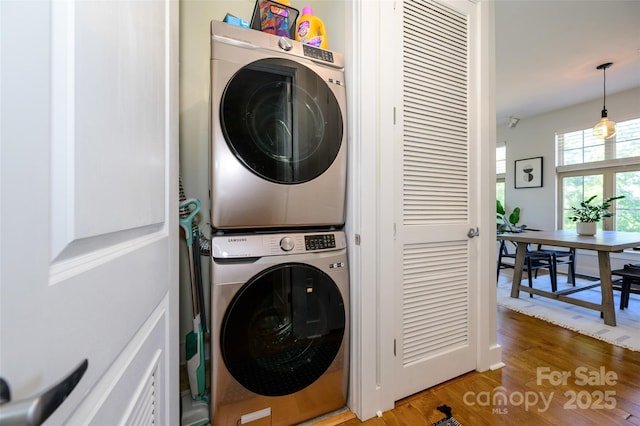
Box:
[392,0,480,400]
[0,1,178,424]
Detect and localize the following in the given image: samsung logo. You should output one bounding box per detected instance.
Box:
[228,237,247,243]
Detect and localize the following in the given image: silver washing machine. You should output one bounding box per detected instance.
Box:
[210,20,347,230]
[210,231,349,425]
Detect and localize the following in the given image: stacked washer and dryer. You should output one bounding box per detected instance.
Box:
[208,20,349,425]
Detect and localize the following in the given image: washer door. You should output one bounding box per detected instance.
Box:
[220,58,344,184]
[220,263,345,396]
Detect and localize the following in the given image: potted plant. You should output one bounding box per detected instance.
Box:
[568,195,625,235]
[496,200,526,233]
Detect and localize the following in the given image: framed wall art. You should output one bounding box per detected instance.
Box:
[514,157,543,188]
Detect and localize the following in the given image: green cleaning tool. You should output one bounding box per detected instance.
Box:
[179,198,207,402]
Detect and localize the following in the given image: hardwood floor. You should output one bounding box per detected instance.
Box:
[334,306,640,426]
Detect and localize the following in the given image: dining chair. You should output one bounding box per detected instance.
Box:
[611,263,640,310]
[496,239,517,277]
[530,245,577,287]
[497,240,559,297]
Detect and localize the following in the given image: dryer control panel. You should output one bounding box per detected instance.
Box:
[212,231,346,259]
[302,44,334,63]
[304,234,335,250]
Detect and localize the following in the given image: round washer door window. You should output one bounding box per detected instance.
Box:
[220,58,344,184]
[220,263,345,396]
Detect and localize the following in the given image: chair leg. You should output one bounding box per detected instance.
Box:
[526,257,534,298]
[496,240,505,284]
[550,257,558,292]
[620,278,631,310]
[569,249,576,286]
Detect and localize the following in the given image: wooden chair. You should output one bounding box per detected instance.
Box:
[611,264,640,310]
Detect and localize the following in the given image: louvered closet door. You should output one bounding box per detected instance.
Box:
[395,0,479,400]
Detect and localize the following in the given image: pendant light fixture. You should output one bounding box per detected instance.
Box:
[592,62,616,140]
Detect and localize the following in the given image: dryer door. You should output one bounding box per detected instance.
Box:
[220,263,345,396]
[220,58,343,184]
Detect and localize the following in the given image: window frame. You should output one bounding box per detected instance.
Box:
[557,164,640,231]
[556,118,640,232]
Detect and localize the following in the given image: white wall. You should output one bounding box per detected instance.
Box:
[497,86,640,274]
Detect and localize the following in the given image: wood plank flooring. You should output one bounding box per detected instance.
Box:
[333,306,640,426]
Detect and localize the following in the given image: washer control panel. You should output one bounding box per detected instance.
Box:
[212,231,346,259]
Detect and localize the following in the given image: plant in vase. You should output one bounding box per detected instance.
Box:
[568,195,625,235]
[496,200,526,233]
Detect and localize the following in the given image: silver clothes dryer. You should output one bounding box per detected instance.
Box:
[210,21,347,230]
[210,231,349,425]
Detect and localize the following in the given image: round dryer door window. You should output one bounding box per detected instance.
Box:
[220,263,345,397]
[220,58,344,184]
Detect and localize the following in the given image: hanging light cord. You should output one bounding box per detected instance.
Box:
[593,62,615,140]
[602,65,607,111]
[597,62,613,117]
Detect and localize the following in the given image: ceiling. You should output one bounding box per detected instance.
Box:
[495,0,640,126]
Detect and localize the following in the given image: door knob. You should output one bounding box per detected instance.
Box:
[0,359,88,426]
[467,227,480,238]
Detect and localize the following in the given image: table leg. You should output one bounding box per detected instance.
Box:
[597,251,616,326]
[510,242,527,298]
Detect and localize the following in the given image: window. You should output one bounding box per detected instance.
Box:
[496,145,506,175]
[616,171,640,231]
[496,181,505,209]
[557,118,640,231]
[496,146,506,208]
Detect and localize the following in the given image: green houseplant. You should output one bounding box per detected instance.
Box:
[568,195,625,235]
[496,200,526,233]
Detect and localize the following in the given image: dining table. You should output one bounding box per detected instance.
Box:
[497,230,640,326]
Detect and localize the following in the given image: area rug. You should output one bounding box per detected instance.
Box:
[497,270,640,352]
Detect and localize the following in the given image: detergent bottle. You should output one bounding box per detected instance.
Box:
[295,7,328,49]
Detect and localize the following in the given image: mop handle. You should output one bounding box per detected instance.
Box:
[179,198,202,317]
[179,198,201,246]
